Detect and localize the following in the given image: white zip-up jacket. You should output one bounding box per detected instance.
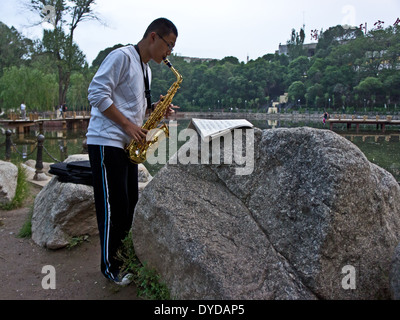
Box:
[87,45,151,149]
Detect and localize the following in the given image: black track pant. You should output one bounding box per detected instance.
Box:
[88,145,138,280]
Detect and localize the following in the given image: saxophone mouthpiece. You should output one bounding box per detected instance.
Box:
[163,58,172,68]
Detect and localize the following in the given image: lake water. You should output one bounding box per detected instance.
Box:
[1,117,399,182]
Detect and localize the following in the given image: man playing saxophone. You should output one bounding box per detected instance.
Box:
[86,18,178,286]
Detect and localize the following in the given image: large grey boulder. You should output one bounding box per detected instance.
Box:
[132,127,400,300]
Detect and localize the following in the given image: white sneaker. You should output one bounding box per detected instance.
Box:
[112,273,134,286]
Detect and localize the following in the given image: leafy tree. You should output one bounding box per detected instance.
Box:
[307,58,326,84]
[287,56,309,85]
[354,77,383,100]
[286,27,306,60]
[91,43,125,69]
[29,0,99,106]
[306,84,324,107]
[315,25,364,59]
[67,67,94,111]
[383,73,400,105]
[218,56,240,65]
[288,81,306,105]
[0,22,34,76]
[0,65,57,111]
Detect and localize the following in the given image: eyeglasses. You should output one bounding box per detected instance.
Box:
[156,33,174,52]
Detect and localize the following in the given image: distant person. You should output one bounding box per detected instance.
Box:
[323,112,329,125]
[20,102,26,120]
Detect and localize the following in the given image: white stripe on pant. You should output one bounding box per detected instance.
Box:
[88,144,139,280]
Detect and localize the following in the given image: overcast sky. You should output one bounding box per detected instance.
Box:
[1,0,400,64]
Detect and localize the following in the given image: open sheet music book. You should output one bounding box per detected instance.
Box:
[189,118,254,142]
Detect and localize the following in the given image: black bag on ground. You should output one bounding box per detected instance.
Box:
[49,160,93,186]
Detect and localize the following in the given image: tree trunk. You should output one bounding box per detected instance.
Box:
[57,63,71,107]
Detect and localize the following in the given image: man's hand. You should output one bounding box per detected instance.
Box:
[152,95,180,119]
[165,103,179,118]
[124,122,148,143]
[102,104,148,143]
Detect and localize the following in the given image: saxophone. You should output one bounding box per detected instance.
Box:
[125,58,183,164]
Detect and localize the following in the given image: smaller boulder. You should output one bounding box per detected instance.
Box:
[0,160,18,204]
[31,177,97,249]
[31,155,152,249]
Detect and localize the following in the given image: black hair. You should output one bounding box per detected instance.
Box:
[143,18,178,38]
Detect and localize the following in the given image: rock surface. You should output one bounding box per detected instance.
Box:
[390,242,400,299]
[31,154,152,250]
[0,160,18,204]
[132,127,400,300]
[31,177,97,249]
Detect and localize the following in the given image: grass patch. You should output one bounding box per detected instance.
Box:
[117,232,171,300]
[0,163,29,210]
[66,235,90,250]
[17,206,33,238]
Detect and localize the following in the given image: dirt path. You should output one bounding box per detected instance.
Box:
[0,183,139,300]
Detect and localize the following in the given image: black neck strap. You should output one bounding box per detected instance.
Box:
[134,45,152,109]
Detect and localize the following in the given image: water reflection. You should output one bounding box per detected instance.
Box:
[1,118,399,182]
[0,128,86,164]
[344,133,400,182]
